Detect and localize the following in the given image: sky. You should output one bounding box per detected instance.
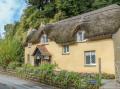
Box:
[0,0,27,37]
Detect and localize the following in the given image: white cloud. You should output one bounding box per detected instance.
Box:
[0,0,27,36]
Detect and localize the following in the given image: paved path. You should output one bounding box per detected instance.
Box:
[0,74,55,89]
[100,80,120,89]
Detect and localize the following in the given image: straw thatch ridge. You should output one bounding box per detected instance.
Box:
[25,4,120,45]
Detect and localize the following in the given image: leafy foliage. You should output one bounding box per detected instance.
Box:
[0,39,24,68]
[15,64,102,89]
[19,0,120,32]
[7,61,21,69]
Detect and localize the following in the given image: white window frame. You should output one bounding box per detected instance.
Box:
[28,43,32,48]
[76,31,85,42]
[84,51,96,66]
[44,55,49,60]
[40,34,48,44]
[63,45,69,54]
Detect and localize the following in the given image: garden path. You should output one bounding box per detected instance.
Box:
[100,80,120,89]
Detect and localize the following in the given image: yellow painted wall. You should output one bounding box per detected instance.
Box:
[25,39,115,74]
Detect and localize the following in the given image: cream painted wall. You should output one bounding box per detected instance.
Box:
[25,39,115,74]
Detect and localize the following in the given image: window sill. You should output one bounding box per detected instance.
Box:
[76,39,87,43]
[41,43,49,45]
[28,46,31,48]
[62,53,70,55]
[84,64,96,67]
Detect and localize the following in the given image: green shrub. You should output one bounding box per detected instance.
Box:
[8,61,21,69]
[102,73,115,79]
[22,64,35,74]
[22,64,33,68]
[14,64,100,89]
[38,64,56,80]
[38,64,56,72]
[53,70,68,88]
[53,71,93,89]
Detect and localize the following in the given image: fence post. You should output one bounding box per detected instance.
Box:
[98,58,102,87]
[98,58,101,76]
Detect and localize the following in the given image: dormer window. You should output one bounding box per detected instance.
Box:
[76,31,85,42]
[40,34,48,44]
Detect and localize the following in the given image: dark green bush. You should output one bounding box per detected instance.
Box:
[102,73,115,79]
[52,70,98,89]
[38,64,56,81]
[8,61,21,69]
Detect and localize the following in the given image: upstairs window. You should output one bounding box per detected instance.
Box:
[84,51,96,65]
[63,45,69,54]
[76,31,85,42]
[28,43,32,48]
[40,34,48,44]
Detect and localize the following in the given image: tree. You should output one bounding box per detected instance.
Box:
[4,23,17,38]
[26,0,55,10]
[0,39,24,68]
[55,0,95,17]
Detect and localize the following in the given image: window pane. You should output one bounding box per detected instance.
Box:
[77,32,82,41]
[66,45,69,52]
[91,52,96,64]
[86,55,90,64]
[77,31,85,42]
[44,34,48,43]
[64,46,66,53]
[85,51,96,65]
[43,36,46,43]
[79,32,83,41]
[41,34,48,44]
[36,56,40,59]
[46,36,48,43]
[64,46,67,53]
[44,56,49,59]
[41,37,43,43]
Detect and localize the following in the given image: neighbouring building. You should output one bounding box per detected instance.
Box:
[24,4,120,75]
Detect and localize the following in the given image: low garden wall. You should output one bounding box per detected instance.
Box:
[0,64,115,89]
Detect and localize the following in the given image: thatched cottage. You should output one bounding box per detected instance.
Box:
[25,4,120,75]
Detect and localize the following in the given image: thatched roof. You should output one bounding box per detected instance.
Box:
[25,4,120,45]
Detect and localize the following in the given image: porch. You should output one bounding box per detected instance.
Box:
[32,45,51,66]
